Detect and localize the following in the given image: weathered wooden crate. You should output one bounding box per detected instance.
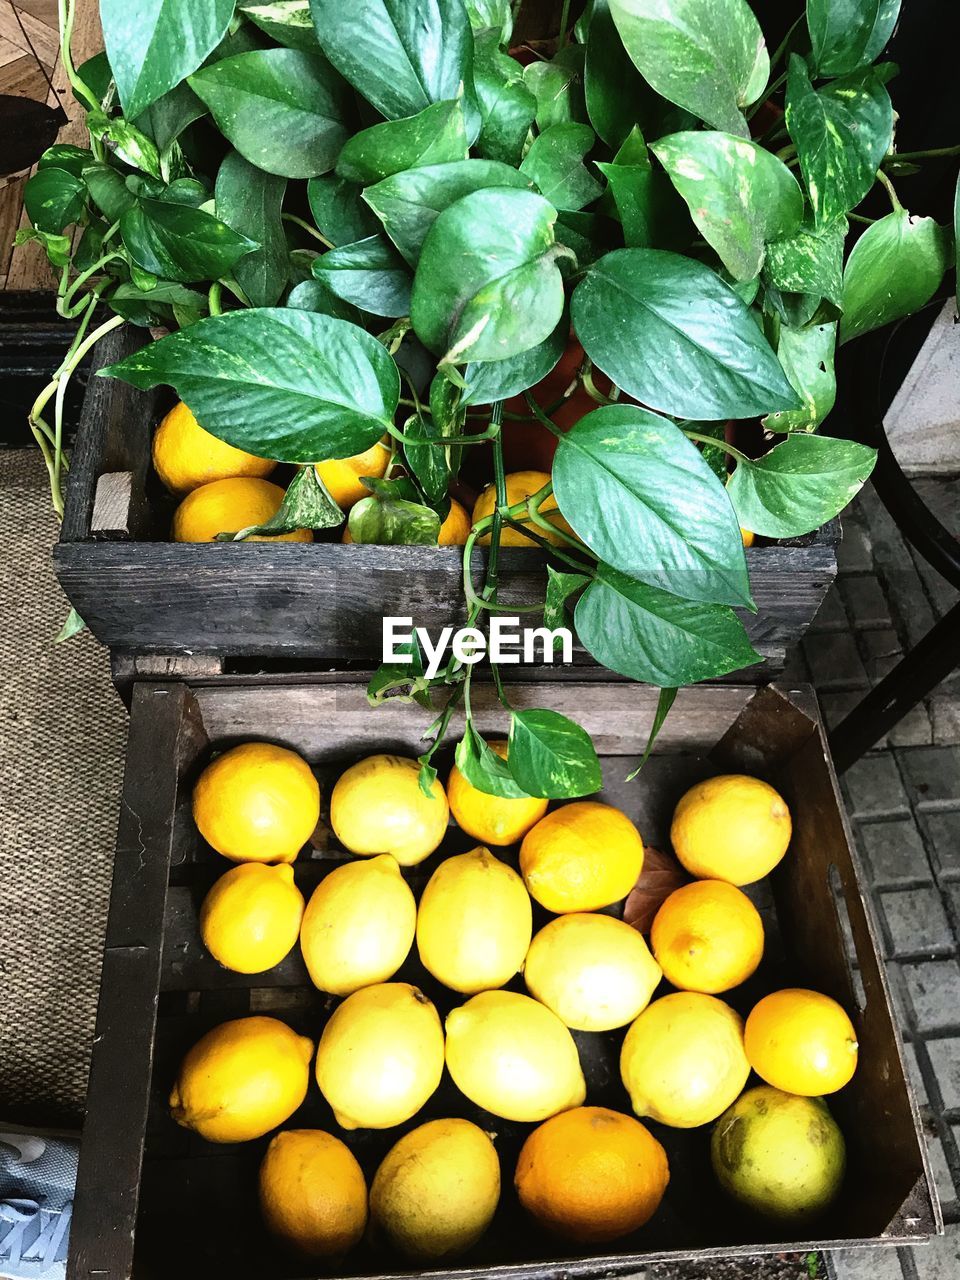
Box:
[69,679,937,1280]
[54,327,839,676]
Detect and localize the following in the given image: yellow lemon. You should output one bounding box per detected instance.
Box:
[342,498,471,545]
[316,439,390,510]
[620,992,750,1128]
[192,741,320,864]
[523,912,662,1031]
[473,470,572,547]
[300,855,416,996]
[744,988,858,1096]
[445,990,585,1123]
[520,801,644,913]
[330,754,448,866]
[259,1129,368,1259]
[516,1107,669,1243]
[712,1087,846,1221]
[670,774,792,886]
[315,983,444,1129]
[370,1119,500,1260]
[171,476,313,543]
[199,863,305,974]
[169,1016,313,1142]
[416,846,532,994]
[741,527,756,547]
[152,400,275,495]
[651,880,764,994]
[447,741,548,846]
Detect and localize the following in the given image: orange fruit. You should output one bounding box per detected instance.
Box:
[515,1106,669,1243]
[651,880,764,994]
[447,740,548,845]
[472,470,571,547]
[152,400,275,495]
[741,527,756,547]
[171,477,313,543]
[520,801,644,913]
[670,774,791,886]
[744,988,859,1096]
[315,439,390,510]
[259,1129,367,1259]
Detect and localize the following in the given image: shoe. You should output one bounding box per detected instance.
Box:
[0,1125,78,1280]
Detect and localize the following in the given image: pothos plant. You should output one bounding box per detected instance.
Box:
[23,0,959,799]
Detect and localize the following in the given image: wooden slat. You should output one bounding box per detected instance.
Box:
[0,5,58,68]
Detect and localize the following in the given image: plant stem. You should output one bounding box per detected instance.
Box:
[522,391,565,436]
[848,212,877,225]
[768,16,803,73]
[208,281,223,317]
[282,213,334,248]
[681,428,749,464]
[746,70,788,121]
[482,403,507,603]
[876,168,903,212]
[884,143,960,163]
[775,143,796,162]
[59,0,101,113]
[558,0,572,46]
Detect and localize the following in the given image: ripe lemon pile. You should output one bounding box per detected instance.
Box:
[175,741,858,1261]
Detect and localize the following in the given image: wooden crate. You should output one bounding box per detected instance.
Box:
[69,679,937,1280]
[54,326,839,674]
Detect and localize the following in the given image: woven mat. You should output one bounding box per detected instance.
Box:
[0,449,126,1124]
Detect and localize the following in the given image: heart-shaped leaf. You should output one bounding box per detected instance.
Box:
[108,280,206,327]
[307,175,380,246]
[241,0,319,52]
[544,566,590,635]
[403,415,450,506]
[460,318,567,405]
[572,248,799,419]
[455,724,531,799]
[585,0,662,149]
[472,31,537,165]
[508,709,602,798]
[24,167,86,234]
[808,0,901,78]
[337,99,469,186]
[652,131,803,281]
[596,128,689,250]
[135,81,207,155]
[100,0,235,118]
[215,151,289,308]
[608,0,769,138]
[840,211,950,343]
[310,0,475,122]
[216,464,344,540]
[100,309,400,462]
[286,278,361,324]
[763,217,846,306]
[623,845,689,931]
[347,491,442,544]
[553,404,751,608]
[311,235,413,317]
[189,49,350,179]
[364,159,530,264]
[120,197,258,283]
[785,56,893,227]
[523,46,587,131]
[762,321,838,433]
[520,122,602,213]
[575,565,762,685]
[727,434,877,537]
[411,188,570,365]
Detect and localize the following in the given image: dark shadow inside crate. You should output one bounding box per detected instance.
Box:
[122,684,932,1280]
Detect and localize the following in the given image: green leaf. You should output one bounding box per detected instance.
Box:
[585,0,659,149]
[311,235,413,317]
[347,491,442,544]
[553,404,751,608]
[461,321,567,407]
[86,110,163,178]
[37,144,93,178]
[652,131,803,282]
[519,122,602,213]
[572,249,800,419]
[23,168,85,235]
[189,49,350,179]
[596,128,688,250]
[555,209,621,267]
[108,280,206,327]
[465,0,512,42]
[455,723,531,799]
[727,434,877,538]
[523,46,587,131]
[13,227,72,268]
[608,0,768,138]
[840,211,950,343]
[240,1,320,52]
[544,567,590,642]
[215,151,289,308]
[364,159,530,265]
[215,465,343,541]
[120,197,258,284]
[808,0,901,77]
[310,0,474,122]
[508,709,602,799]
[412,188,569,365]
[135,81,207,155]
[472,31,536,165]
[367,635,432,709]
[55,606,87,644]
[625,685,678,779]
[403,415,450,506]
[100,308,400,463]
[337,99,469,186]
[785,57,893,227]
[763,217,846,307]
[307,175,380,246]
[575,565,762,685]
[286,277,361,322]
[762,321,838,433]
[100,0,235,118]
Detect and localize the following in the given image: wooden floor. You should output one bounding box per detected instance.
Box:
[0,0,101,290]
